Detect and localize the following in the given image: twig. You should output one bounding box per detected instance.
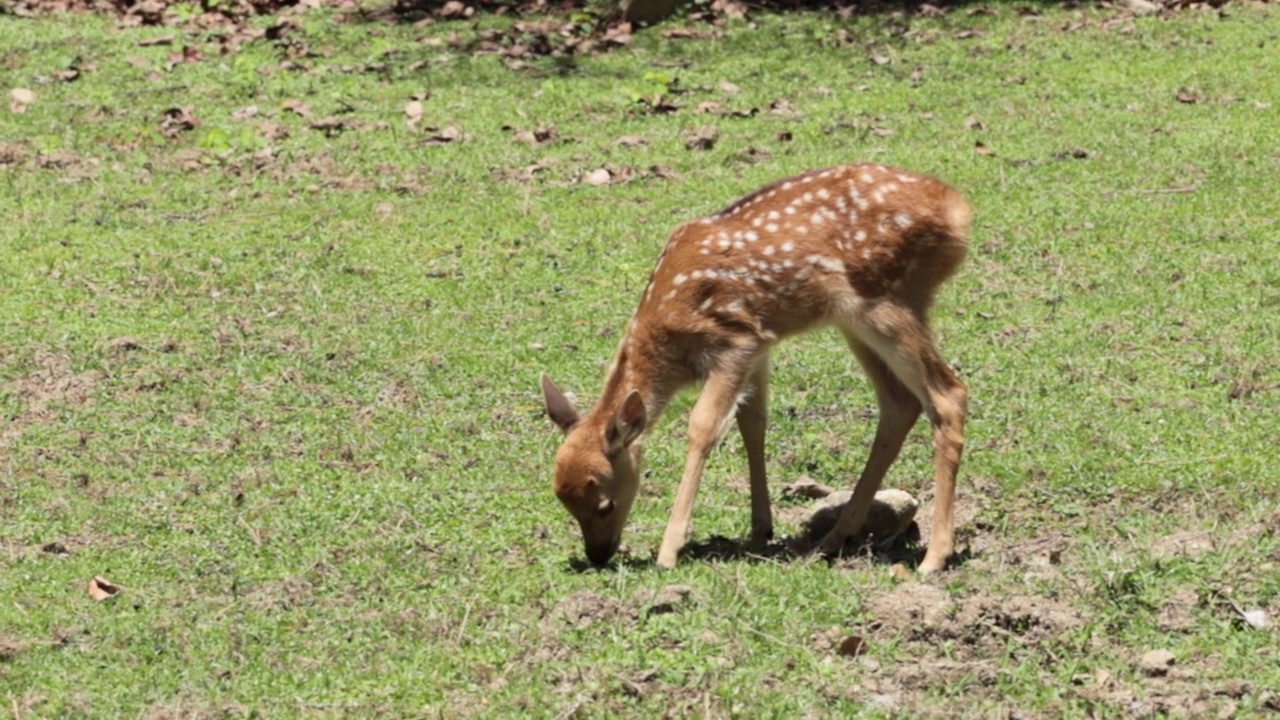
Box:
[1138,185,1196,195]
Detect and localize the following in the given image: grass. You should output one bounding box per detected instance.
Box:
[2,1,1279,716]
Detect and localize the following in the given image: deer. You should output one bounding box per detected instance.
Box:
[541,163,971,573]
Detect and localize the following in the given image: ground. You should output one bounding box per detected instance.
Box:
[2,0,1279,716]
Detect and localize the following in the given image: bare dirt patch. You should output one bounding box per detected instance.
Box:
[863,582,1084,654]
[3,351,103,447]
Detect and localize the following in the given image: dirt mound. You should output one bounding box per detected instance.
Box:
[863,582,1083,651]
[542,590,636,633]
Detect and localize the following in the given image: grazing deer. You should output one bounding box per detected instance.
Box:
[541,164,971,573]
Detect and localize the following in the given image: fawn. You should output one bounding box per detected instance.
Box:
[541,163,971,573]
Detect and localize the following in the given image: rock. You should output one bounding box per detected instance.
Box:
[799,488,919,542]
[1139,649,1176,677]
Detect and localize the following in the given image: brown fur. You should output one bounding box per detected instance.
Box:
[543,163,971,572]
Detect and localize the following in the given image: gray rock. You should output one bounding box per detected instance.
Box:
[800,488,919,542]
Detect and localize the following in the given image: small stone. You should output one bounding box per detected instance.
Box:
[1139,649,1175,677]
[800,488,919,542]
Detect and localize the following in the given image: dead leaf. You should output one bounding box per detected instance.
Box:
[870,53,891,66]
[616,134,648,148]
[870,126,893,137]
[718,80,741,94]
[955,29,982,39]
[583,167,614,186]
[310,117,361,136]
[696,101,724,114]
[1176,88,1200,104]
[9,87,35,113]
[422,125,461,145]
[137,34,175,47]
[974,141,995,155]
[282,100,312,117]
[512,125,559,146]
[159,106,199,138]
[88,576,119,601]
[909,66,924,84]
[662,27,717,40]
[405,100,424,130]
[768,99,799,117]
[837,635,868,657]
[965,116,986,130]
[231,105,259,121]
[438,0,472,19]
[684,125,718,151]
[783,476,836,499]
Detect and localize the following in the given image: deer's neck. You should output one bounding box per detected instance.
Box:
[593,325,678,429]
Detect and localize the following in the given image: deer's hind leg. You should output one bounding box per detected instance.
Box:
[831,302,967,574]
[736,354,772,544]
[817,331,923,556]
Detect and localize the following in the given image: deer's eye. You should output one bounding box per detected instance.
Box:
[595,497,615,517]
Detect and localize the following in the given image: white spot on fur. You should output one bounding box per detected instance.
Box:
[894,213,912,228]
[745,231,759,242]
[765,223,779,233]
[763,245,776,256]
[767,210,780,220]
[781,240,796,253]
[674,273,688,285]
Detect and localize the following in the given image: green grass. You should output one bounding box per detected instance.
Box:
[3,2,1280,716]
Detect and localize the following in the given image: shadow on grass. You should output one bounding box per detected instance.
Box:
[565,521,977,571]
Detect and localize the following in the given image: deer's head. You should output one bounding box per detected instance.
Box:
[541,374,646,566]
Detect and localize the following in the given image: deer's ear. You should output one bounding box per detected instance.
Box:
[541,374,580,433]
[606,390,647,452]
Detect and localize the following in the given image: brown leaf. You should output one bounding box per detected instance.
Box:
[965,116,986,130]
[9,87,34,113]
[88,576,119,602]
[662,27,716,40]
[438,0,472,19]
[837,635,868,657]
[870,126,894,137]
[282,100,312,117]
[768,99,799,117]
[512,125,559,146]
[916,3,946,16]
[616,134,648,148]
[1175,87,1200,104]
[583,167,614,186]
[775,130,793,142]
[869,53,891,66]
[422,125,461,145]
[909,66,924,84]
[974,141,995,155]
[159,106,199,138]
[231,105,259,121]
[782,476,835,499]
[696,101,724,114]
[684,125,718,151]
[955,29,982,39]
[137,34,175,47]
[310,117,361,136]
[718,80,741,94]
[405,100,424,130]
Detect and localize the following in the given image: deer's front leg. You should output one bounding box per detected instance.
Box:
[736,359,772,544]
[656,371,748,569]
